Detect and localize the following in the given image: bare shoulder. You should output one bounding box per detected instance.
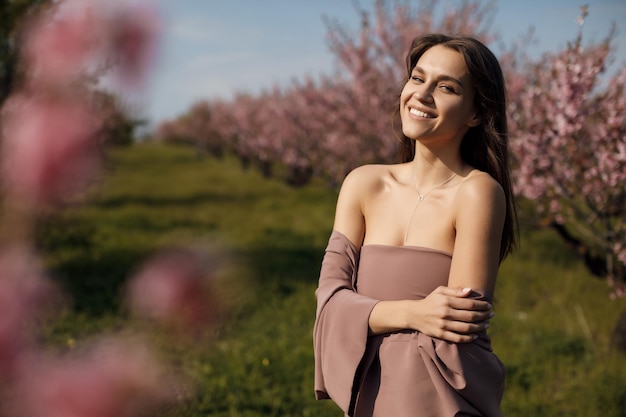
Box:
[334,164,395,245]
[455,170,505,210]
[340,164,394,195]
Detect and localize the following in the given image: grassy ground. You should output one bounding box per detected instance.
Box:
[39,143,626,416]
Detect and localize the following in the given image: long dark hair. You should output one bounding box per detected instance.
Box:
[397,33,517,261]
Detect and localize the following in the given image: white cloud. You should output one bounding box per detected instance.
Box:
[169,18,216,42]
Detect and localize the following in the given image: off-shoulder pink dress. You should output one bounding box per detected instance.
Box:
[314,231,505,417]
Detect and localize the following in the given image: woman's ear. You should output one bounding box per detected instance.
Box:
[467,113,481,127]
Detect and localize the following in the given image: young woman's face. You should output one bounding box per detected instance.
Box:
[400,44,479,145]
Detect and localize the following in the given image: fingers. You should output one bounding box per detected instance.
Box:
[434,286,473,297]
[434,286,491,306]
[443,307,493,324]
[444,319,489,335]
[407,288,496,342]
[430,290,492,320]
[434,286,491,311]
[436,320,490,343]
[433,294,494,341]
[437,330,481,344]
[448,296,492,313]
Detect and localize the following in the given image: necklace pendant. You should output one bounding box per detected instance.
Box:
[418,195,424,201]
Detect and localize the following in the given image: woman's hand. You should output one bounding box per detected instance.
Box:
[405,286,492,343]
[368,286,492,343]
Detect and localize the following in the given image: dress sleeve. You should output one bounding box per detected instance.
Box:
[313,230,380,412]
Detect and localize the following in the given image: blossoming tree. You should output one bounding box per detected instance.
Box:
[0,0,222,413]
[156,0,496,185]
[508,8,625,296]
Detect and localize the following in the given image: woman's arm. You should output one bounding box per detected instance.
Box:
[314,167,381,408]
[375,172,504,342]
[368,287,492,342]
[332,167,368,248]
[335,167,494,343]
[377,174,503,341]
[447,173,505,295]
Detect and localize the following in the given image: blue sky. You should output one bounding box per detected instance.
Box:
[144,0,626,126]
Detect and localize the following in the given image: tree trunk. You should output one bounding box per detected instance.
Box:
[549,221,607,277]
[612,306,626,351]
[549,222,626,351]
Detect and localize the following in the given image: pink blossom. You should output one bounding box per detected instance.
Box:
[10,337,172,417]
[1,94,102,205]
[21,5,102,87]
[20,0,159,91]
[509,23,625,289]
[0,247,59,377]
[103,2,161,89]
[156,0,494,185]
[126,247,220,334]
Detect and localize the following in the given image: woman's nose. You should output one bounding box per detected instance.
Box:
[414,86,434,103]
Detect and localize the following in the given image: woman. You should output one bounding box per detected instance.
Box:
[314,34,517,417]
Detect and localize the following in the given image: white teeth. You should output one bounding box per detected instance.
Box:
[410,108,434,118]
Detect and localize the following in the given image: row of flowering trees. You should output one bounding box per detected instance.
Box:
[156,0,626,344]
[509,7,626,298]
[158,0,496,185]
[0,0,222,414]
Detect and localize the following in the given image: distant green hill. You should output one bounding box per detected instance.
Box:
[40,143,626,417]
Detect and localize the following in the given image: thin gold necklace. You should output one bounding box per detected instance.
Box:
[414,172,457,200]
[403,169,457,245]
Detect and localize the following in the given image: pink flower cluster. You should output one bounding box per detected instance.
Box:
[1,0,160,207]
[7,338,172,417]
[508,22,626,292]
[21,0,159,90]
[0,241,221,414]
[155,0,495,185]
[0,1,222,415]
[126,247,221,335]
[0,247,58,378]
[1,94,102,205]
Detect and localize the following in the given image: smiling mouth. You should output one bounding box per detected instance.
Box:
[409,108,435,118]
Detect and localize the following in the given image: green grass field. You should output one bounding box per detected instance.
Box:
[39,143,626,416]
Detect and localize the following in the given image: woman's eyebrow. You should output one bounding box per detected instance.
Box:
[413,65,465,88]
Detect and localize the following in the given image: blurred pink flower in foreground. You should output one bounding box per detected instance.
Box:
[126,247,220,335]
[104,2,161,89]
[21,6,101,87]
[0,247,59,377]
[1,94,102,205]
[10,337,172,417]
[2,0,162,206]
[21,0,160,90]
[0,0,181,416]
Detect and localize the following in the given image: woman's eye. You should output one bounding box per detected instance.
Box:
[440,84,456,93]
[411,76,423,83]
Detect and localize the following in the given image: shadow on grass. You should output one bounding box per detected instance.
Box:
[48,245,152,315]
[40,217,327,317]
[516,227,583,267]
[236,226,329,297]
[37,213,157,316]
[96,190,260,210]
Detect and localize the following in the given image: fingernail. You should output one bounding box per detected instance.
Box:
[484,323,490,329]
[489,311,495,318]
[472,335,478,340]
[487,303,492,309]
[462,287,471,292]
